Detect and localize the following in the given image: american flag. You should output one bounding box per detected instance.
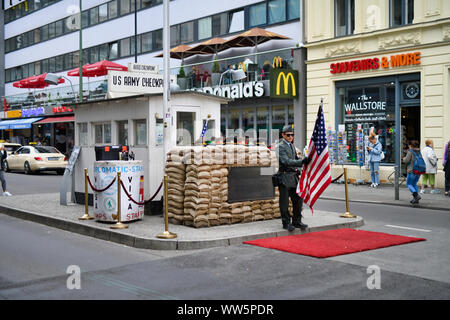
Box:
[297,101,331,212]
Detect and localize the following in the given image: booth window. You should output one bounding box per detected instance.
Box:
[117,121,128,146]
[94,123,111,144]
[135,119,147,146]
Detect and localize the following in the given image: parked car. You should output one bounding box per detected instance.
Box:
[5,145,68,175]
[0,142,22,156]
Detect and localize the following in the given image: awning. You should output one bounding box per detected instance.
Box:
[0,119,20,130]
[9,117,44,129]
[35,116,75,124]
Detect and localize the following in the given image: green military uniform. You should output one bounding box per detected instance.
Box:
[277,136,308,230]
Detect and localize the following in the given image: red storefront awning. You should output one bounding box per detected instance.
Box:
[35,116,75,124]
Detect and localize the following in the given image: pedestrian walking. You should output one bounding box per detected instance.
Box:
[403,140,423,204]
[0,145,12,196]
[276,125,310,231]
[420,139,439,194]
[443,140,450,196]
[367,133,382,188]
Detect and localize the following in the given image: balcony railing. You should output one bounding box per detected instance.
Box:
[2,47,295,112]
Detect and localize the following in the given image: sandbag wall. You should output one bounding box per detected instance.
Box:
[165,145,288,228]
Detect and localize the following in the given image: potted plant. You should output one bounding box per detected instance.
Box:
[211,59,221,86]
[177,62,187,90]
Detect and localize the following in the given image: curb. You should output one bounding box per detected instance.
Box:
[321,196,450,212]
[0,204,364,250]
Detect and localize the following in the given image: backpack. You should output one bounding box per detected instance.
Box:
[410,150,426,175]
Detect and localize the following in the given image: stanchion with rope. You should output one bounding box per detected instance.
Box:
[111,172,128,229]
[340,168,357,218]
[78,168,95,220]
[157,174,177,239]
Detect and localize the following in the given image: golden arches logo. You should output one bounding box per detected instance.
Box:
[276,72,296,97]
[238,62,246,72]
[272,56,283,68]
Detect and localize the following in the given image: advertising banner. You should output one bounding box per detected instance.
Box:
[93,161,145,222]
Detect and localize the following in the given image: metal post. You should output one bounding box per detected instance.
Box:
[162,0,170,165]
[111,172,128,229]
[134,0,138,63]
[79,168,94,220]
[78,0,83,102]
[157,175,177,239]
[340,168,356,218]
[395,77,401,200]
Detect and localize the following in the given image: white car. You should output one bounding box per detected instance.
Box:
[5,145,68,175]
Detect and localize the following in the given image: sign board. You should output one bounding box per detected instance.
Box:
[93,161,145,222]
[227,167,274,203]
[4,0,26,10]
[128,63,159,74]
[270,69,299,99]
[197,81,264,99]
[64,146,81,175]
[107,70,175,96]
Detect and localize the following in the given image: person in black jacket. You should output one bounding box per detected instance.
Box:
[0,145,12,196]
[277,125,310,231]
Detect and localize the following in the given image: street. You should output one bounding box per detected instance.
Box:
[1,173,450,301]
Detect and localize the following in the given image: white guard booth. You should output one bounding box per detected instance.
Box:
[72,89,229,218]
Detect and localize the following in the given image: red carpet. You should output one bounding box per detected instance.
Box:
[243,228,426,258]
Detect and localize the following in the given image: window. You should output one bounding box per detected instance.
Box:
[249,3,267,27]
[135,120,147,145]
[55,55,63,71]
[34,29,41,43]
[154,29,163,50]
[94,123,111,144]
[141,32,153,52]
[48,57,56,73]
[198,17,212,40]
[48,22,56,39]
[288,0,300,20]
[90,47,99,64]
[228,10,244,33]
[212,13,228,36]
[90,6,99,25]
[120,0,131,16]
[268,0,286,24]
[99,44,109,60]
[108,0,118,19]
[117,121,128,145]
[82,11,89,28]
[78,123,88,145]
[130,35,141,56]
[109,42,119,59]
[99,4,108,22]
[335,0,354,36]
[170,25,180,47]
[180,21,194,43]
[390,0,414,27]
[120,38,131,57]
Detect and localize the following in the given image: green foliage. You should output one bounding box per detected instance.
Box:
[178,63,186,78]
[212,59,220,74]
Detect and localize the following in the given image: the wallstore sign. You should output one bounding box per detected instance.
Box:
[330,51,421,74]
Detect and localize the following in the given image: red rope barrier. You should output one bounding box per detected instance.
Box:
[86,175,116,193]
[120,179,164,205]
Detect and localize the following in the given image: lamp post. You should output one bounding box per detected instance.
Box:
[79,0,83,102]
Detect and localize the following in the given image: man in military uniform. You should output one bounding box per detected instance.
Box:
[277,125,310,231]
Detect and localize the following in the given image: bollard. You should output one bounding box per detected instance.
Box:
[111,172,128,229]
[340,168,357,218]
[157,175,177,239]
[79,168,95,220]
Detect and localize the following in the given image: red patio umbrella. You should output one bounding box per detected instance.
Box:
[15,73,65,89]
[67,60,128,77]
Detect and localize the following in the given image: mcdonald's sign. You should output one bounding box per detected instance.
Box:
[270,69,299,99]
[272,56,283,68]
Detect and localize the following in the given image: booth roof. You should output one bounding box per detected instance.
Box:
[70,91,231,108]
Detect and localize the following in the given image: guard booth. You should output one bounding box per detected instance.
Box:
[72,91,229,215]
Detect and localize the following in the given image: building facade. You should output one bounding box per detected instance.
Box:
[2,0,304,153]
[305,0,450,187]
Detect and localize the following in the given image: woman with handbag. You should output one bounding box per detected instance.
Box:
[367,134,382,188]
[420,139,439,194]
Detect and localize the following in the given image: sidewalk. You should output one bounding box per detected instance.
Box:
[0,192,363,250]
[322,182,450,211]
